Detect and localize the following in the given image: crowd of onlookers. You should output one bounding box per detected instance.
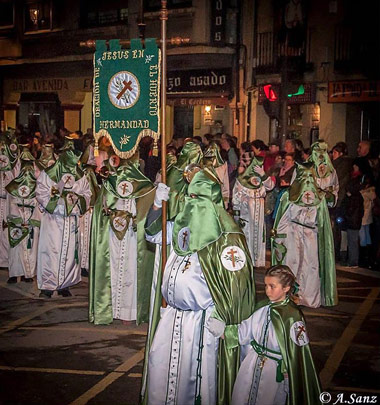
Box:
[13,124,380,271]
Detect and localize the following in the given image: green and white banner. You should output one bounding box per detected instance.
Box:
[93,38,160,158]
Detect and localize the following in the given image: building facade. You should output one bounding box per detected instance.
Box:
[0,0,246,143]
[244,0,380,152]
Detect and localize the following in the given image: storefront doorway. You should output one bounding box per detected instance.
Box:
[18,93,63,136]
[174,106,194,138]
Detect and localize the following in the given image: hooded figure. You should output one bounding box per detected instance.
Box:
[203,141,230,207]
[89,154,155,324]
[36,136,91,298]
[0,130,20,268]
[141,168,255,405]
[35,143,56,177]
[79,141,100,276]
[271,162,338,308]
[308,141,339,207]
[233,155,275,267]
[166,141,203,221]
[6,145,41,283]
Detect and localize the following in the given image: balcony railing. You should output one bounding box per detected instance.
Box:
[254,30,312,75]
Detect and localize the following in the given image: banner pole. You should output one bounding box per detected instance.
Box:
[160,0,168,308]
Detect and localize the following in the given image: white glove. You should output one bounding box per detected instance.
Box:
[154,183,170,208]
[254,165,265,177]
[206,317,226,338]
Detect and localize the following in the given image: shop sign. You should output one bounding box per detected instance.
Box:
[167,68,231,94]
[93,38,160,159]
[9,78,92,93]
[167,97,229,107]
[328,80,380,103]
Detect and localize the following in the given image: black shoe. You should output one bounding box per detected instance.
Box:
[39,290,52,298]
[57,289,72,297]
[21,276,34,283]
[81,268,89,277]
[7,277,17,284]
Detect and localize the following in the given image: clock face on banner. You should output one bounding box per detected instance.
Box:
[108,71,140,109]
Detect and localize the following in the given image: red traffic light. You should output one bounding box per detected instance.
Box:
[263,84,278,102]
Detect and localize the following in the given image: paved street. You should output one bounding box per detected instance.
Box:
[0,262,379,405]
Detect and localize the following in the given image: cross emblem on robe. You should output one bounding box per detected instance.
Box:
[20,186,28,196]
[120,183,129,195]
[304,192,312,203]
[227,248,238,268]
[116,80,132,100]
[182,231,188,249]
[115,218,125,228]
[182,257,191,273]
[296,324,307,343]
[0,157,7,166]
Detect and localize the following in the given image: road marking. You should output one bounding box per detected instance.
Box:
[128,373,143,378]
[19,326,147,336]
[69,349,145,405]
[0,303,87,335]
[319,287,380,388]
[0,365,105,376]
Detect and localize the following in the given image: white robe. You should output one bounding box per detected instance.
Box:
[36,171,91,291]
[315,169,339,208]
[232,305,288,405]
[7,195,41,278]
[145,225,219,405]
[233,177,275,267]
[0,163,19,268]
[109,198,138,321]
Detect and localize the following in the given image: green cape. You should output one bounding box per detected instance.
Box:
[271,164,338,307]
[88,158,156,325]
[0,131,18,171]
[203,142,225,168]
[226,297,322,405]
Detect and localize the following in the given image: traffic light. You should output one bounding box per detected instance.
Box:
[263,84,278,101]
[262,84,280,119]
[287,84,305,98]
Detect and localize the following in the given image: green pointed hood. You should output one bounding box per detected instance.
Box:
[203,142,225,168]
[237,155,265,189]
[288,162,322,206]
[308,141,334,178]
[0,131,18,171]
[37,143,56,170]
[45,147,83,183]
[166,142,203,220]
[172,167,242,256]
[6,161,37,199]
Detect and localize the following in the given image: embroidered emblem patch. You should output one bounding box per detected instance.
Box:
[66,192,78,206]
[317,163,327,177]
[290,321,309,346]
[250,176,261,187]
[113,216,127,232]
[61,173,75,189]
[0,154,9,168]
[301,190,315,205]
[108,71,140,110]
[18,185,30,198]
[10,144,17,153]
[10,228,23,240]
[109,155,120,168]
[221,246,246,271]
[117,180,133,197]
[178,227,190,251]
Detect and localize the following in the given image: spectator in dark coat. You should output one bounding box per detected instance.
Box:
[341,161,365,268]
